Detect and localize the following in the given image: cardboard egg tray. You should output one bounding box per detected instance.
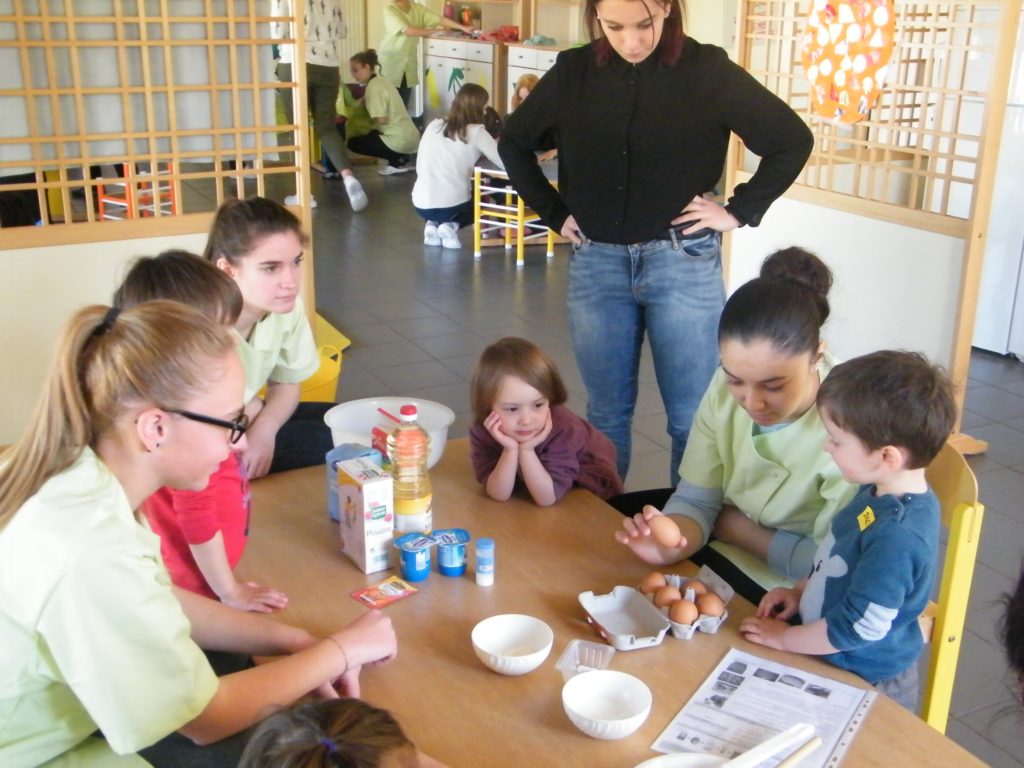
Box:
[650,565,735,640]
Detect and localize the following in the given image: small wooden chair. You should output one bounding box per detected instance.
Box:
[473,166,555,267]
[97,162,177,219]
[919,441,985,733]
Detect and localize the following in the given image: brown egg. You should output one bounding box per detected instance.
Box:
[648,515,682,548]
[669,598,699,625]
[654,585,682,608]
[696,592,725,618]
[639,571,667,595]
[685,579,708,597]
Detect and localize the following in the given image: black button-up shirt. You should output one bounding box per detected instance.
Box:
[499,39,814,244]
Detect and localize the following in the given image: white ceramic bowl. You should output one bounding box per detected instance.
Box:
[471,614,554,676]
[562,669,652,740]
[323,397,456,469]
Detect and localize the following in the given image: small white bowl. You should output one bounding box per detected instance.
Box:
[562,669,652,740]
[323,397,455,468]
[471,614,554,676]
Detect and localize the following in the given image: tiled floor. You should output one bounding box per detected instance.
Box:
[305,165,1024,765]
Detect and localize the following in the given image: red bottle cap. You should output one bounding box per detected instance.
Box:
[400,404,418,418]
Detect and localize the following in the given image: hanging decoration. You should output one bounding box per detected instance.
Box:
[801,0,897,124]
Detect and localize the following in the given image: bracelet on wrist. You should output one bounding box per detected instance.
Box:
[326,635,349,675]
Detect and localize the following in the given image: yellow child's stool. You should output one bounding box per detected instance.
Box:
[473,166,557,267]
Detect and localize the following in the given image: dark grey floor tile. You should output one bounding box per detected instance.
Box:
[964,424,1024,469]
[368,359,462,392]
[965,385,1024,422]
[968,352,1024,386]
[949,630,1019,717]
[959,702,1024,765]
[959,408,993,431]
[946,720,1024,768]
[345,339,434,370]
[388,314,471,341]
[977,509,1024,577]
[978,470,1024,526]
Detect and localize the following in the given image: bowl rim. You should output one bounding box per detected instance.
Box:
[324,396,456,427]
[471,613,555,655]
[561,669,653,718]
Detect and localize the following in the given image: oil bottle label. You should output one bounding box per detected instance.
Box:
[394,494,432,534]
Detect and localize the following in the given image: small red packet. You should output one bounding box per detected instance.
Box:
[351,575,418,608]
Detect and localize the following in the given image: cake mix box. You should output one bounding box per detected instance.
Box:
[337,457,394,574]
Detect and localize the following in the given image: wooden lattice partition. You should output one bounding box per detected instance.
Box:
[729,0,1022,450]
[0,0,312,232]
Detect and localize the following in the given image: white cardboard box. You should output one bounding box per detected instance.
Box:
[337,457,394,574]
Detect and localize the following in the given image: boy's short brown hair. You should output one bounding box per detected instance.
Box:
[817,350,957,469]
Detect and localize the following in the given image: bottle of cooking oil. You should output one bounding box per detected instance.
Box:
[386,404,432,534]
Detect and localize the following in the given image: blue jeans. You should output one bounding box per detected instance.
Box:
[567,232,724,484]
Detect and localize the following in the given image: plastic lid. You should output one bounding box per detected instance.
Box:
[399,404,418,420]
[476,537,494,551]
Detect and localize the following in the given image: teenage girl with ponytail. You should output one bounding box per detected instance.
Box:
[615,248,857,600]
[0,302,395,766]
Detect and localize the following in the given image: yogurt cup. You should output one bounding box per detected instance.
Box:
[433,527,470,577]
[394,532,436,582]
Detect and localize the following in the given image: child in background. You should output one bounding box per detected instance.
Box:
[740,350,957,711]
[412,83,503,249]
[113,250,287,612]
[238,698,447,768]
[347,49,420,176]
[469,337,624,506]
[204,197,334,478]
[508,73,556,162]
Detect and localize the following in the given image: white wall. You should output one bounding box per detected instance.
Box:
[0,232,208,444]
[729,197,965,370]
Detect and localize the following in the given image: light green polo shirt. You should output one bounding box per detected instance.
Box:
[236,295,320,403]
[365,76,421,155]
[0,449,218,766]
[671,354,856,591]
[378,2,441,87]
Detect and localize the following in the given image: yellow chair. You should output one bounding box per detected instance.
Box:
[919,441,985,733]
[473,166,556,267]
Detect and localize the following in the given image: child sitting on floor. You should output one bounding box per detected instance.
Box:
[740,350,957,711]
[113,250,287,612]
[469,337,624,506]
[412,83,504,250]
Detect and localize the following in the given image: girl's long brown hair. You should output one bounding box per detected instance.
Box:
[0,302,234,527]
[443,83,490,142]
[203,197,308,267]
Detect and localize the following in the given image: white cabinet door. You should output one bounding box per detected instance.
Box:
[423,52,448,125]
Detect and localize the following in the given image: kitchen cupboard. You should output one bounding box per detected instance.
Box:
[422,37,505,124]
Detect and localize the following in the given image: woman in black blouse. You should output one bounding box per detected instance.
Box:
[499,0,813,485]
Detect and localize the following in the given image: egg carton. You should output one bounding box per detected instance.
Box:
[647,565,736,640]
[578,585,670,650]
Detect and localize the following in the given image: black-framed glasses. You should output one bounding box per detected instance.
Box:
[164,408,249,445]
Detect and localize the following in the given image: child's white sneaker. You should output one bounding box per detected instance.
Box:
[438,222,461,249]
[344,176,368,212]
[424,221,441,246]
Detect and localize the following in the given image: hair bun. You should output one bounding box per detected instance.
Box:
[759,246,832,324]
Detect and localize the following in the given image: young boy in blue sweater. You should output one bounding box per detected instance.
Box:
[740,350,957,711]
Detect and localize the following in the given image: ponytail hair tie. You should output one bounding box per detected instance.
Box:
[91,306,122,339]
[319,737,338,755]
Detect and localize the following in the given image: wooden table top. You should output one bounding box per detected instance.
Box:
[241,439,983,768]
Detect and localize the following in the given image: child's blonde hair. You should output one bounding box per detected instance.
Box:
[237,698,417,768]
[510,73,539,110]
[0,302,235,527]
[470,337,568,423]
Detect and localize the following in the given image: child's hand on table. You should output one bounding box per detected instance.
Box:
[739,615,791,651]
[222,580,289,613]
[484,410,519,451]
[757,586,801,620]
[614,505,688,564]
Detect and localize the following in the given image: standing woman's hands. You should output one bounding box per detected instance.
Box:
[561,215,584,245]
[671,195,740,235]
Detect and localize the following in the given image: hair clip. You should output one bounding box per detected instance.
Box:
[319,737,338,755]
[89,306,122,341]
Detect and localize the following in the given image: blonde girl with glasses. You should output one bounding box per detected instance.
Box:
[0,302,396,767]
[114,250,287,614]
